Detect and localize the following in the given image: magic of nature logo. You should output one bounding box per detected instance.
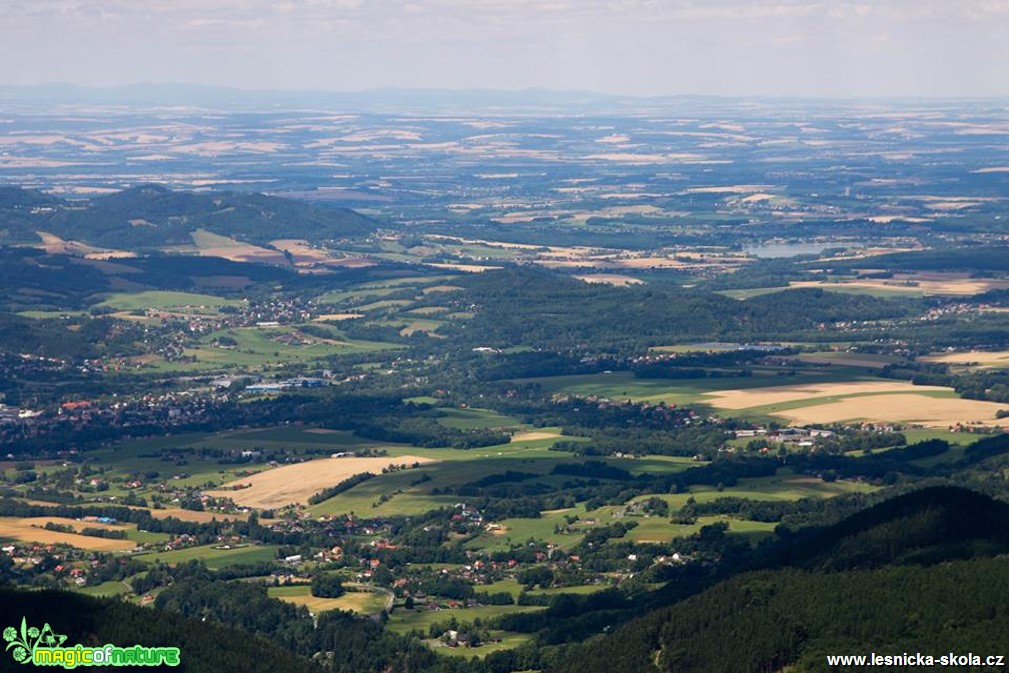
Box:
[4,617,180,668]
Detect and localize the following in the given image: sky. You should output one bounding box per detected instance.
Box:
[1,0,1007,97]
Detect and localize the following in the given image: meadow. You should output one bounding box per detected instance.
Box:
[97,290,246,313]
[267,584,389,615]
[135,543,281,569]
[307,431,587,518]
[145,324,397,373]
[461,469,874,551]
[512,369,866,408]
[44,427,412,510]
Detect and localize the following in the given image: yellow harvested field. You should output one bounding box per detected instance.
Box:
[614,257,690,269]
[866,216,933,224]
[511,431,562,442]
[919,350,1009,369]
[269,240,375,269]
[425,263,502,273]
[35,231,116,257]
[683,184,773,194]
[314,313,365,321]
[705,381,948,410]
[535,260,608,269]
[270,239,332,264]
[189,230,289,265]
[790,277,1009,296]
[773,394,1009,428]
[0,517,135,551]
[573,274,643,287]
[206,456,438,509]
[272,592,348,613]
[271,588,387,615]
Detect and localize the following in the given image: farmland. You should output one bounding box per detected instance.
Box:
[97,290,246,313]
[135,543,281,569]
[704,381,950,410]
[773,394,1009,428]
[0,517,137,551]
[206,455,439,509]
[919,350,1009,369]
[517,369,1007,428]
[267,584,389,615]
[4,93,1009,673]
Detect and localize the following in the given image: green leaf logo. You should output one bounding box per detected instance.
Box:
[3,617,65,665]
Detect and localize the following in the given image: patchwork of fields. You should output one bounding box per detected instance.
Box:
[522,369,1008,428]
[206,454,439,509]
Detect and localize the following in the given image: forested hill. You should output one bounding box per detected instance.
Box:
[0,185,376,249]
[550,558,1009,673]
[447,267,919,352]
[769,485,1009,570]
[0,588,318,673]
[547,487,1009,673]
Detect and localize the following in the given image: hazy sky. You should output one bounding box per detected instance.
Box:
[1,0,1007,97]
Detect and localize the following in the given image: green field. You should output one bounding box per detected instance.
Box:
[387,599,540,657]
[435,407,525,431]
[308,432,590,518]
[315,275,455,307]
[465,506,595,552]
[513,369,868,408]
[479,578,611,599]
[97,291,246,313]
[135,543,280,569]
[76,427,404,499]
[624,514,777,543]
[719,284,921,300]
[17,310,89,319]
[386,603,544,636]
[76,580,131,598]
[428,632,535,658]
[630,470,878,506]
[144,324,397,373]
[796,351,901,368]
[462,468,875,551]
[267,585,389,615]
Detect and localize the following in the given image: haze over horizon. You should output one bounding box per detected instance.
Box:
[1,0,1007,99]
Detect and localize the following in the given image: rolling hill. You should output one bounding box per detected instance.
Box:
[0,184,377,251]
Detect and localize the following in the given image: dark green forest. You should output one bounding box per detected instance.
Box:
[0,588,318,673]
[0,185,376,250]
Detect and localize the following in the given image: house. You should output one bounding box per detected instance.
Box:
[247,383,286,393]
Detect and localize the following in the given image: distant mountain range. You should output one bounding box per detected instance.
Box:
[0,83,993,113]
[0,83,814,115]
[0,83,633,111]
[0,184,376,251]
